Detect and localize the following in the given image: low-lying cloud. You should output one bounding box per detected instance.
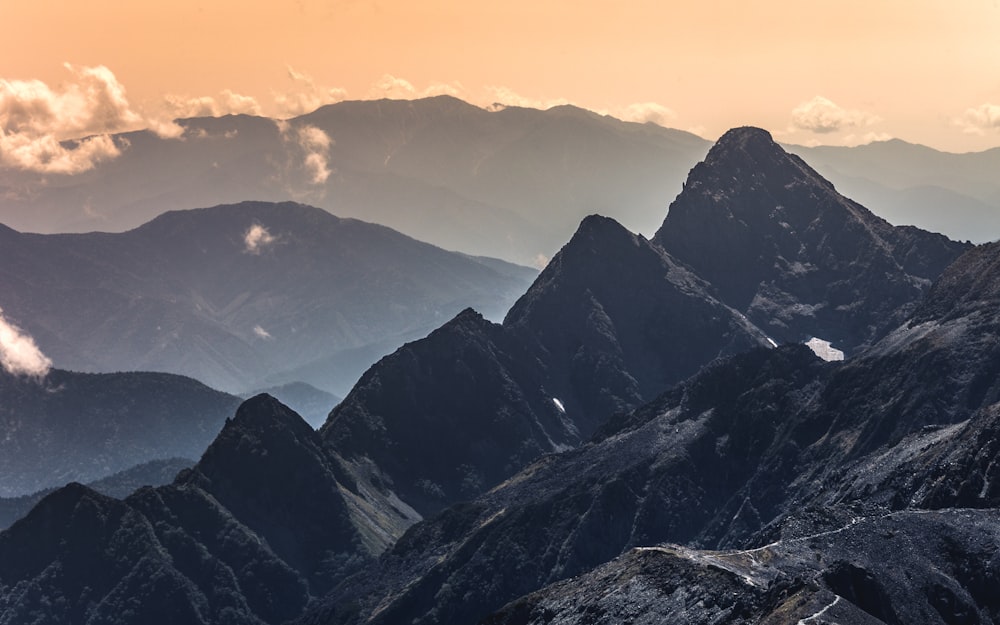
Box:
[956,103,1000,135]
[277,121,334,187]
[485,86,569,111]
[244,223,277,254]
[0,308,52,378]
[274,67,347,117]
[619,102,677,127]
[790,96,879,134]
[0,64,140,173]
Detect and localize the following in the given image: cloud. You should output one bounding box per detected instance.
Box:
[277,121,333,186]
[790,96,880,134]
[618,102,677,127]
[273,66,347,117]
[162,89,262,119]
[244,223,277,254]
[252,325,273,340]
[368,74,466,101]
[0,308,52,378]
[0,63,142,172]
[956,103,1000,135]
[484,86,569,111]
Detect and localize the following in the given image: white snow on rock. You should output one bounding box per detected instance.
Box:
[552,398,566,413]
[805,337,845,362]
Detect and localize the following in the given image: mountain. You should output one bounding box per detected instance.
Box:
[322,214,769,516]
[0,200,535,394]
[0,96,711,266]
[0,367,239,497]
[304,228,1000,622]
[0,126,992,625]
[0,457,194,530]
[654,127,969,354]
[0,395,418,625]
[789,139,1000,244]
[245,382,341,428]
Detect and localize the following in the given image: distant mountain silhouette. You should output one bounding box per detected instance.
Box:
[0,96,710,265]
[0,458,193,530]
[0,201,534,394]
[0,367,238,497]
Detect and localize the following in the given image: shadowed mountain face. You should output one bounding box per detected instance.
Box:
[1,126,994,625]
[322,214,769,516]
[654,127,969,354]
[301,237,1000,625]
[0,368,240,497]
[0,200,535,394]
[0,395,418,625]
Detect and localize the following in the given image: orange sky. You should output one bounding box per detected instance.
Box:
[3,0,1000,152]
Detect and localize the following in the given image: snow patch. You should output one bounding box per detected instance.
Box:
[766,337,778,348]
[552,397,566,413]
[253,325,273,340]
[805,337,844,362]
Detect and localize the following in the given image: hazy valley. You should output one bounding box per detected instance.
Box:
[1,98,1000,625]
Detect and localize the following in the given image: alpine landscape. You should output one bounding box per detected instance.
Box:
[3,2,1000,624]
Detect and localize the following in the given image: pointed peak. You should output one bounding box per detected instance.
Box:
[228,393,314,437]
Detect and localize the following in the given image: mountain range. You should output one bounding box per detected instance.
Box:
[2,96,998,272]
[0,201,535,394]
[1,125,997,625]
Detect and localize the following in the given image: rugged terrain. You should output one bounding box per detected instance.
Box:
[0,126,994,625]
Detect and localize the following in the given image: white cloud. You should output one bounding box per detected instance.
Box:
[273,66,347,117]
[253,325,273,340]
[0,307,52,378]
[368,74,466,101]
[244,223,277,254]
[484,86,569,111]
[790,96,880,134]
[277,122,333,186]
[956,103,1000,135]
[0,63,142,173]
[162,89,262,119]
[619,102,677,127]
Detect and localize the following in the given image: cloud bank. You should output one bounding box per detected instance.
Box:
[0,308,52,378]
[274,67,347,117]
[790,96,879,134]
[0,64,140,173]
[619,102,677,127]
[956,103,1000,135]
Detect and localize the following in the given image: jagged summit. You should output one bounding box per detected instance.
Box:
[653,126,969,352]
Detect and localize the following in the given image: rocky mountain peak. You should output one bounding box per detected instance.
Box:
[652,126,969,352]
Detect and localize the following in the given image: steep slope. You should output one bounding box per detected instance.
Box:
[653,127,968,354]
[0,201,535,394]
[305,239,1000,625]
[323,215,769,516]
[0,395,417,625]
[0,368,240,497]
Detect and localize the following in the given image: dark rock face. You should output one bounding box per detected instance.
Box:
[484,509,1000,625]
[323,215,769,516]
[653,127,969,353]
[0,395,415,625]
[0,368,240,497]
[302,238,1000,625]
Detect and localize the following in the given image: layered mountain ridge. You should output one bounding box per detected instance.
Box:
[0,125,993,625]
[0,200,535,394]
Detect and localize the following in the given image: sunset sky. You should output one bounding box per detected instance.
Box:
[3,0,1000,155]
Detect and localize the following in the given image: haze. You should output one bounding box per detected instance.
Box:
[4,0,1000,152]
